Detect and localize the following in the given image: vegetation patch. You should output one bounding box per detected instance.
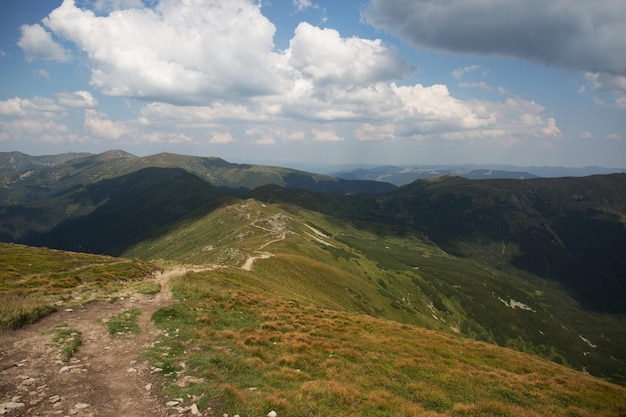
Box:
[143,269,626,417]
[107,308,142,336]
[0,243,158,329]
[0,294,56,330]
[46,322,82,361]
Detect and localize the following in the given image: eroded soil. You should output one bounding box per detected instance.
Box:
[0,269,190,417]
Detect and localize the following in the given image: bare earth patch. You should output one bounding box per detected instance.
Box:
[0,269,189,417]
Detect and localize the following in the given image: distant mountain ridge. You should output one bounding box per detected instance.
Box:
[0,150,395,206]
[330,164,626,185]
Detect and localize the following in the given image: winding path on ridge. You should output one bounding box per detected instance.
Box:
[0,268,199,417]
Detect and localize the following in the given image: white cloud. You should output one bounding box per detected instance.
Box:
[452,65,480,80]
[541,118,562,138]
[581,131,593,139]
[208,132,235,144]
[255,137,276,145]
[354,123,396,142]
[43,0,286,104]
[0,97,65,118]
[56,91,99,108]
[138,102,267,128]
[17,24,70,63]
[2,119,68,135]
[139,131,192,144]
[607,133,623,141]
[392,83,495,133]
[12,0,569,151]
[311,128,343,142]
[84,109,130,139]
[293,0,318,12]
[287,22,413,89]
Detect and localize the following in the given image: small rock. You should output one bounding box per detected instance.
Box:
[59,365,77,373]
[145,383,152,391]
[74,403,90,409]
[22,377,36,386]
[166,401,180,407]
[65,308,74,312]
[49,395,61,404]
[127,367,138,373]
[190,403,200,415]
[0,402,25,410]
[267,411,277,417]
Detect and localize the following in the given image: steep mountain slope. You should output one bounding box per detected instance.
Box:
[122,197,626,385]
[369,175,626,314]
[1,167,228,254]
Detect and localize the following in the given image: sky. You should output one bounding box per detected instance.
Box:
[0,0,625,168]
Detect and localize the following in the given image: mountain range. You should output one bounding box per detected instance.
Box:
[1,150,625,388]
[328,164,626,186]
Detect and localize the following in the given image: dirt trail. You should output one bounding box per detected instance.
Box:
[0,268,189,417]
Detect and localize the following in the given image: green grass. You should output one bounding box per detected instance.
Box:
[46,322,82,361]
[0,294,57,330]
[123,200,626,385]
[0,242,159,329]
[144,269,626,417]
[107,308,142,336]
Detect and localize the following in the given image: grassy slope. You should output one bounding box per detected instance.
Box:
[123,199,626,386]
[2,241,625,415]
[0,242,159,329]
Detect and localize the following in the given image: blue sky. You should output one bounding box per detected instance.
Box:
[1,0,625,168]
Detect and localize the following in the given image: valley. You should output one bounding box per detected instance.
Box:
[1,150,626,416]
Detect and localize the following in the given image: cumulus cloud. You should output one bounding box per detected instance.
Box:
[0,97,65,118]
[354,123,396,142]
[139,131,192,144]
[311,128,343,142]
[84,109,130,139]
[208,132,235,144]
[18,24,70,63]
[43,0,285,104]
[138,102,267,129]
[288,22,413,89]
[56,91,99,108]
[13,0,568,149]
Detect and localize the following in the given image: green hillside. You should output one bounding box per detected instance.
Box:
[123,198,626,386]
[2,243,625,416]
[0,150,394,206]
[1,151,625,391]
